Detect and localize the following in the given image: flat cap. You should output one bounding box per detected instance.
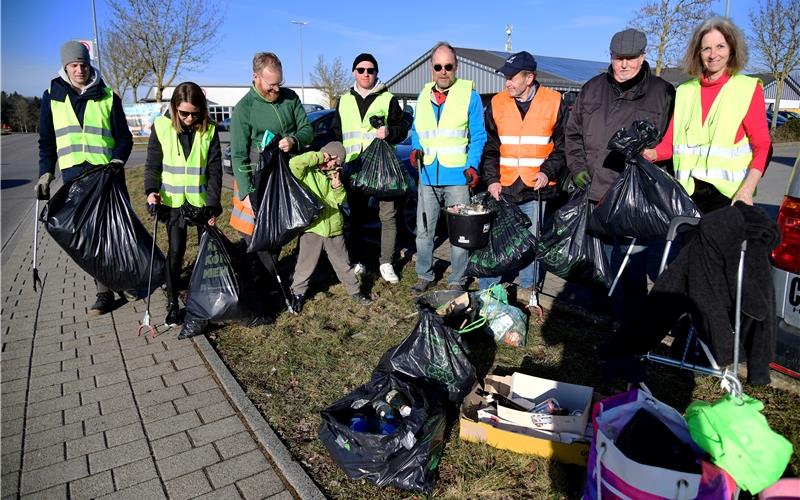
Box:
[610,28,647,57]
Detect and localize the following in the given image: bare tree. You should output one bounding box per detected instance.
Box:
[101,30,152,102]
[107,0,222,102]
[629,0,714,76]
[749,0,800,130]
[310,55,351,108]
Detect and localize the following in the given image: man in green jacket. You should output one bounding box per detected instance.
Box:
[287,141,373,313]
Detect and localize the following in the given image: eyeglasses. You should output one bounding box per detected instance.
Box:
[355,67,376,75]
[177,110,201,119]
[433,63,455,72]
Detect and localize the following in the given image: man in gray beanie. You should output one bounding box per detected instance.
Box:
[37,40,133,316]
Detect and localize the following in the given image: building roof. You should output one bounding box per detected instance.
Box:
[656,68,800,101]
[385,47,607,98]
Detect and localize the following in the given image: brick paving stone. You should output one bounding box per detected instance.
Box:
[79,381,129,405]
[24,422,83,451]
[1,472,18,498]
[30,349,76,367]
[104,422,145,448]
[29,362,61,378]
[2,390,26,408]
[145,411,201,441]
[152,347,197,364]
[62,376,97,395]
[95,369,127,388]
[69,471,114,500]
[194,484,242,500]
[173,354,204,371]
[60,356,94,371]
[183,376,218,395]
[156,444,219,481]
[27,393,79,418]
[65,432,106,460]
[111,457,158,490]
[2,417,23,437]
[206,450,269,489]
[20,483,67,500]
[136,384,187,407]
[124,354,155,371]
[212,432,257,460]
[121,342,167,361]
[162,366,207,387]
[63,403,100,425]
[150,432,192,460]
[131,375,166,395]
[128,362,174,383]
[96,478,166,500]
[88,439,149,474]
[84,408,140,435]
[27,385,63,404]
[197,401,237,424]
[19,456,88,495]
[98,395,136,415]
[236,470,285,499]
[173,388,226,414]
[2,450,21,473]
[189,415,244,447]
[23,443,65,471]
[266,491,293,500]
[1,378,28,393]
[29,369,78,390]
[26,411,64,434]
[139,400,177,423]
[164,470,213,500]
[77,359,124,378]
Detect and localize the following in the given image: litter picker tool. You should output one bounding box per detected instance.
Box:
[525,190,544,322]
[264,252,297,315]
[137,207,160,339]
[32,199,44,292]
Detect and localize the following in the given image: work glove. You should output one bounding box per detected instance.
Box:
[463,167,480,189]
[34,173,54,200]
[574,170,591,190]
[409,149,424,169]
[109,158,124,172]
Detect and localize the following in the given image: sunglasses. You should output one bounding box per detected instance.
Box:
[355,67,376,75]
[433,63,455,72]
[177,110,201,119]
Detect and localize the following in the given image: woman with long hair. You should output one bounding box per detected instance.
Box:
[643,17,771,213]
[144,81,222,327]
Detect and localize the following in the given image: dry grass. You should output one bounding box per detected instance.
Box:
[125,166,799,499]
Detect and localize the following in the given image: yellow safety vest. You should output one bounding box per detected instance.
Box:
[154,116,214,208]
[339,91,394,162]
[415,79,472,168]
[672,74,758,198]
[50,87,115,170]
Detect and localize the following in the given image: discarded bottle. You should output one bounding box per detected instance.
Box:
[371,399,394,419]
[349,413,369,432]
[379,414,398,435]
[385,389,412,417]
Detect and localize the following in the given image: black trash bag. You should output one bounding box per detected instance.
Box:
[589,121,701,239]
[185,226,268,325]
[247,142,323,253]
[348,138,409,198]
[318,373,446,492]
[466,192,537,278]
[42,164,166,292]
[537,187,612,288]
[374,306,476,405]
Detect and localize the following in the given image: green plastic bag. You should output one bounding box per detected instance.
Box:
[685,393,793,493]
[474,284,527,347]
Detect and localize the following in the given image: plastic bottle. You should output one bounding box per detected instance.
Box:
[379,414,398,435]
[349,413,369,432]
[371,400,394,419]
[385,390,412,417]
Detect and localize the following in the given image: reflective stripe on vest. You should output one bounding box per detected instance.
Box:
[339,92,394,162]
[229,178,255,235]
[492,85,560,187]
[153,116,214,208]
[414,79,472,168]
[50,87,115,170]
[672,74,757,198]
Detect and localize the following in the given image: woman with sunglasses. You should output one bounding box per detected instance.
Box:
[144,81,223,327]
[643,17,771,213]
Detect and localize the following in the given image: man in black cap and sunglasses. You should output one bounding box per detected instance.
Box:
[332,53,409,285]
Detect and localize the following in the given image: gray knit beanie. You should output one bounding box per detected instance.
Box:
[60,41,90,66]
[320,141,346,164]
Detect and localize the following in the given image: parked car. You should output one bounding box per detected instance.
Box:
[771,154,800,378]
[766,110,789,128]
[217,117,231,131]
[778,110,800,121]
[303,103,325,114]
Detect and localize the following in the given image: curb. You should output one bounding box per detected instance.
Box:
[192,336,327,500]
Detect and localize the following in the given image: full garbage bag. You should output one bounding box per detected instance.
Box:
[474,285,528,347]
[466,193,537,278]
[537,187,612,288]
[185,226,268,326]
[348,138,409,198]
[318,373,446,492]
[589,121,701,239]
[374,305,476,406]
[42,164,165,292]
[247,139,322,253]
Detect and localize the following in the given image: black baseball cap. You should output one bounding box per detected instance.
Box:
[496,51,537,77]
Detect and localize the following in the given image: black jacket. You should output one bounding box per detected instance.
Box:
[144,123,223,211]
[39,73,132,182]
[332,85,408,145]
[481,83,569,203]
[565,62,674,202]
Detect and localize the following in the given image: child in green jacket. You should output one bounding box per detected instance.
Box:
[288,141,373,312]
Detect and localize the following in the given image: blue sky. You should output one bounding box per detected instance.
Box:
[2,0,756,98]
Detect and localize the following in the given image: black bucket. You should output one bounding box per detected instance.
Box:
[444,207,495,249]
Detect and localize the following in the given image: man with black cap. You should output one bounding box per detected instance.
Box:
[37,40,133,316]
[480,50,568,316]
[332,53,409,285]
[565,28,674,330]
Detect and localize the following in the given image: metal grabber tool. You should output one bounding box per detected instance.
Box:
[526,190,544,323]
[138,206,160,338]
[32,199,44,292]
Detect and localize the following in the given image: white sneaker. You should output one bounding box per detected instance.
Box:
[379,263,399,284]
[353,262,365,276]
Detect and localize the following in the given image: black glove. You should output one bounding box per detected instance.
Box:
[34,173,54,200]
[463,167,479,189]
[109,159,124,172]
[147,203,159,217]
[369,115,386,128]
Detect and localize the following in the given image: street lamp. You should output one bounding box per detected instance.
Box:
[290,20,308,103]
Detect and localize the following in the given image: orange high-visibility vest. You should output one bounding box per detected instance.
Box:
[229,178,255,235]
[492,85,561,187]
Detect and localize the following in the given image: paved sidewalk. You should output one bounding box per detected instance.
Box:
[1,204,324,499]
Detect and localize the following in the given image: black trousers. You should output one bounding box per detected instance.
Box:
[165,214,204,304]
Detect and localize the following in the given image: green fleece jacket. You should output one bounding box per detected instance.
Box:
[288,151,346,237]
[231,85,313,199]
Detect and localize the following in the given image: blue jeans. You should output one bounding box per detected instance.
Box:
[415,184,470,285]
[479,198,546,291]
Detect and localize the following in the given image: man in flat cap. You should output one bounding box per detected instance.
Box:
[332,53,410,285]
[565,28,674,330]
[37,40,133,316]
[479,50,568,317]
